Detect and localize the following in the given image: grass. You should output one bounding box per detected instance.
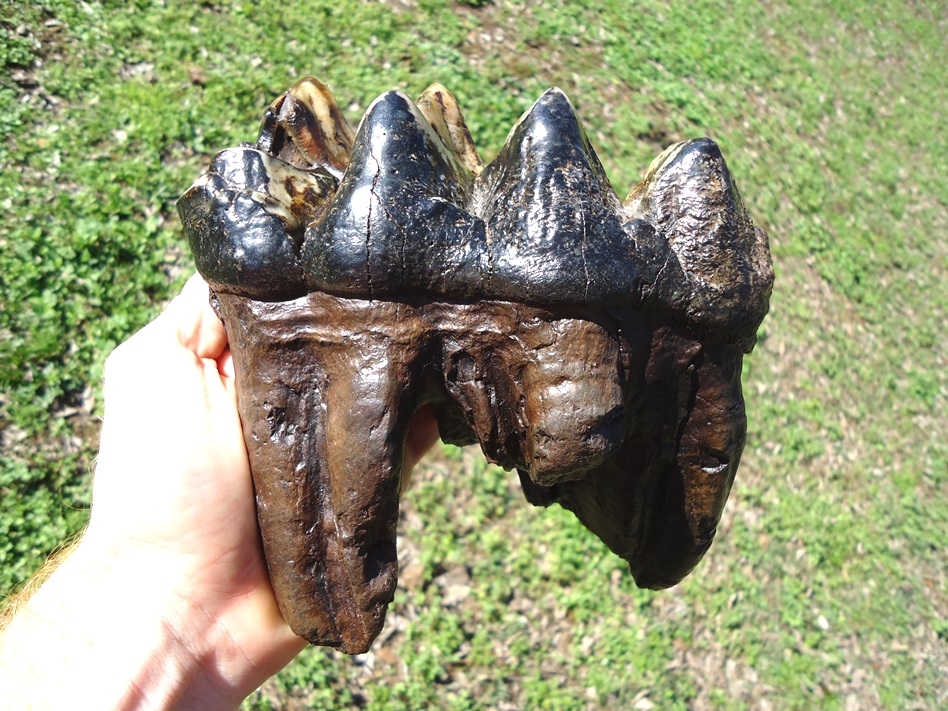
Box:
[1,0,945,707]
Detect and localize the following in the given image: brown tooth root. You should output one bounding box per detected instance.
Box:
[629,331,747,588]
[320,324,418,653]
[216,292,421,654]
[212,293,343,647]
[518,318,627,486]
[519,321,746,590]
[674,342,746,554]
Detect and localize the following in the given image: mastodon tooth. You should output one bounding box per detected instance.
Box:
[177,77,775,653]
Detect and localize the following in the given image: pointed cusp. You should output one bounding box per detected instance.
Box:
[473,87,638,305]
[624,138,773,350]
[416,83,483,176]
[257,77,354,177]
[301,90,487,299]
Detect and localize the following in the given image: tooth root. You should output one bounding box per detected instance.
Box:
[476,88,636,305]
[416,83,483,176]
[627,334,746,588]
[517,319,627,486]
[210,293,342,648]
[674,343,745,555]
[214,292,417,655]
[525,326,746,590]
[322,341,411,652]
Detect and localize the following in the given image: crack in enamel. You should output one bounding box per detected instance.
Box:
[182,81,770,347]
[178,77,774,655]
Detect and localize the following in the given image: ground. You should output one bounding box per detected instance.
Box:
[1,1,945,708]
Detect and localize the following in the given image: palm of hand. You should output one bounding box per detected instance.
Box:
[87,276,305,690]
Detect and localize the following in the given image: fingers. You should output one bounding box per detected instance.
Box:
[92,283,249,552]
[158,273,229,361]
[106,275,226,372]
[102,275,229,405]
[401,406,440,493]
[217,346,236,379]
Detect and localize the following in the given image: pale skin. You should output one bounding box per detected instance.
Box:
[0,275,439,710]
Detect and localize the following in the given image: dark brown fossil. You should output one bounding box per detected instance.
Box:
[178,77,773,654]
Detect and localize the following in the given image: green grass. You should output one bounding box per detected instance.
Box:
[2,0,945,707]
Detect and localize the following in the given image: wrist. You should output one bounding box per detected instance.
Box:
[1,538,241,710]
[79,526,305,707]
[78,535,252,709]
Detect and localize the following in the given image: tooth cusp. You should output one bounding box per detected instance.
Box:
[258,77,354,175]
[476,88,638,305]
[301,90,487,299]
[177,146,342,301]
[626,137,774,348]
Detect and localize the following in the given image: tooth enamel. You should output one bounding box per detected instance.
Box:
[301,90,486,299]
[623,138,772,347]
[416,83,483,176]
[474,87,632,304]
[254,151,337,227]
[283,77,354,175]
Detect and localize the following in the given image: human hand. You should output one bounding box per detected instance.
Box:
[84,272,306,705]
[0,274,439,710]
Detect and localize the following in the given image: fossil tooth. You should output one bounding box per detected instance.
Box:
[257,77,354,177]
[301,90,489,299]
[178,78,773,654]
[416,83,484,176]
